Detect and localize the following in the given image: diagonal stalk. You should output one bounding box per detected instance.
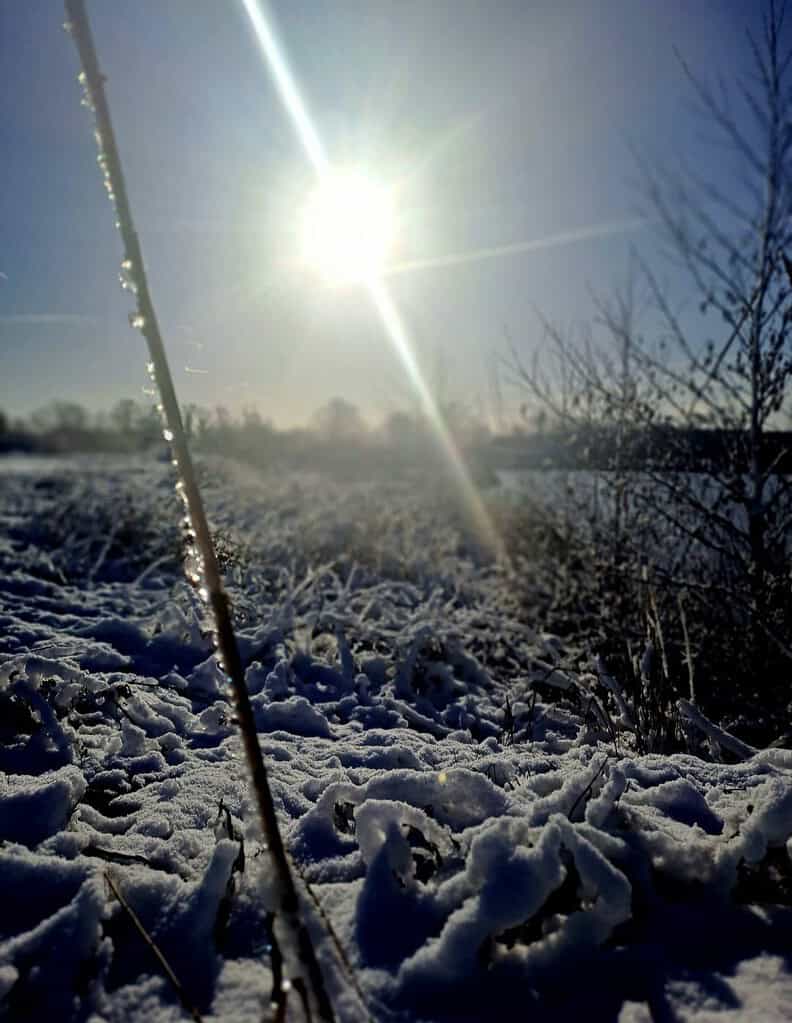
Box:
[64,3,335,1018]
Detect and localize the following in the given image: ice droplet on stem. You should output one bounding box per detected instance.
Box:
[119,271,138,294]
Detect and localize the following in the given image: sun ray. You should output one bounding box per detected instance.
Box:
[367,279,506,558]
[241,0,506,561]
[300,171,395,285]
[241,0,328,174]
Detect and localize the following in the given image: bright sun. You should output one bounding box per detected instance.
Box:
[300,170,394,285]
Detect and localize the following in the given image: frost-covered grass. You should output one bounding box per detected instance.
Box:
[0,455,791,1022]
[496,467,792,750]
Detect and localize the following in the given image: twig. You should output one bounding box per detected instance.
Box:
[132,554,174,586]
[105,871,205,1023]
[297,871,372,1021]
[677,591,696,704]
[595,655,635,731]
[567,755,614,820]
[64,4,335,1019]
[266,910,287,1019]
[83,845,151,868]
[676,698,758,761]
[87,521,119,584]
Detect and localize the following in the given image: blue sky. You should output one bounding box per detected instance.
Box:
[0,0,765,427]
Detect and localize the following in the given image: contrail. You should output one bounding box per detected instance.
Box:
[386,217,648,277]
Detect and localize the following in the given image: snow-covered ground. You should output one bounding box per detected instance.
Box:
[1,455,790,1022]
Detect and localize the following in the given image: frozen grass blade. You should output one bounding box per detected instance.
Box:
[105,872,205,1023]
[64,3,335,1018]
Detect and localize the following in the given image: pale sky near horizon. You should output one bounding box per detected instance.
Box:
[0,0,770,429]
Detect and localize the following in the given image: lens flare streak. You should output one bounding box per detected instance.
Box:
[240,0,327,173]
[367,279,505,557]
[387,217,649,277]
[241,0,505,560]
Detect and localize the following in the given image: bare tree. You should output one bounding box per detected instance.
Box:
[312,397,368,444]
[509,0,792,740]
[632,2,792,610]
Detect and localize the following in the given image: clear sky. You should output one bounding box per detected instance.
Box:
[0,0,765,428]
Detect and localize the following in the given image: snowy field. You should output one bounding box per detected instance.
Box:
[1,455,791,1022]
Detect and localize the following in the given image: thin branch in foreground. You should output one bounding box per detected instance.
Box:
[567,754,615,821]
[676,699,758,761]
[64,3,335,1019]
[297,870,372,1020]
[105,871,205,1023]
[677,592,696,704]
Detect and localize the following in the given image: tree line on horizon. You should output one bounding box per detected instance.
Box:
[0,395,500,470]
[4,395,792,475]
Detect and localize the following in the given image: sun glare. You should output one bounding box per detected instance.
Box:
[300,171,394,285]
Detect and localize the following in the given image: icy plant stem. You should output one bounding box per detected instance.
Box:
[105,872,205,1023]
[677,699,758,761]
[64,3,335,1018]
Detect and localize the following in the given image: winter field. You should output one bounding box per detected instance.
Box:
[1,454,791,1022]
